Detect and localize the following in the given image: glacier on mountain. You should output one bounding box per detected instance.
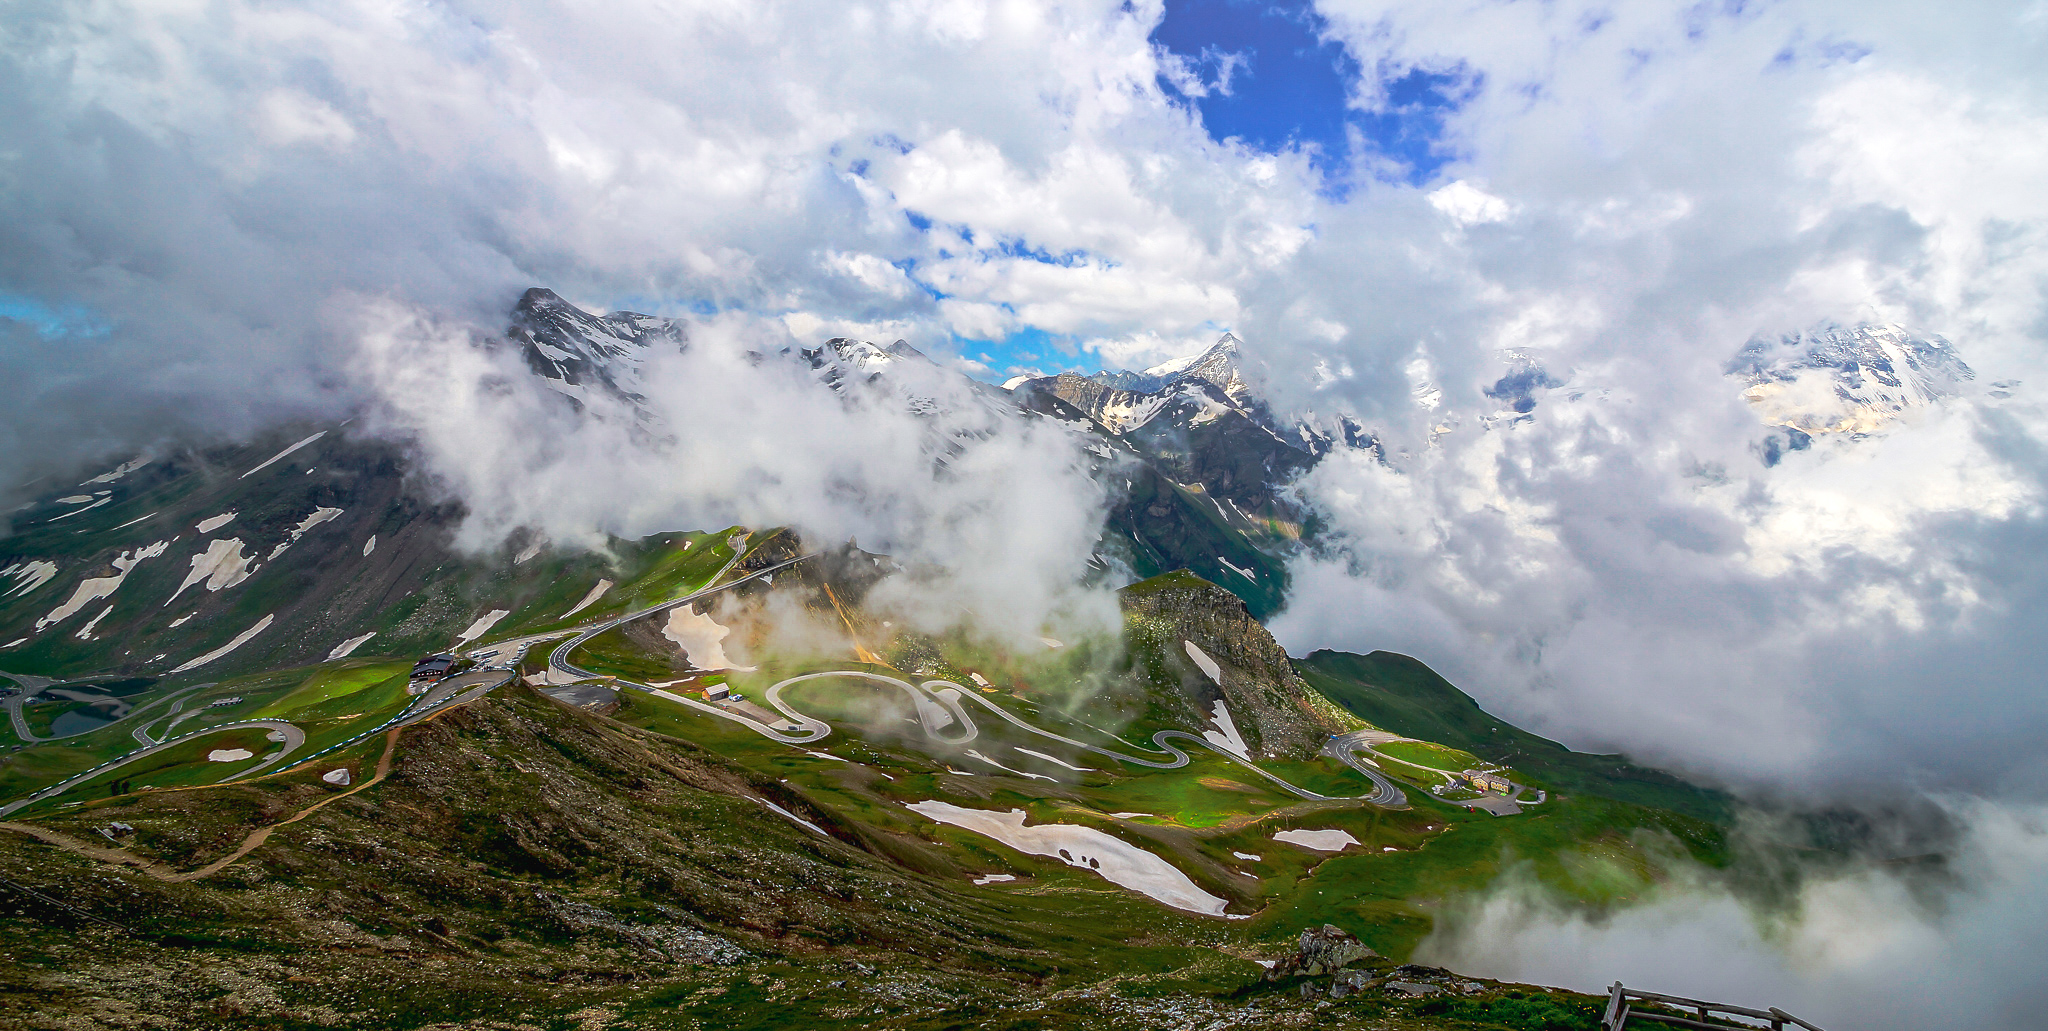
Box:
[1729,322,1973,437]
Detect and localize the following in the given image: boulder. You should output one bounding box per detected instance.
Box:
[1266,924,1380,979]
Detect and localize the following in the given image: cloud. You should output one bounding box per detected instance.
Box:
[1416,798,2048,1031]
[4,0,2046,808]
[1253,1,2048,804]
[2,1,2045,1020]
[347,297,1116,645]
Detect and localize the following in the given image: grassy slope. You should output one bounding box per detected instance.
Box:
[0,649,1719,1029]
[1296,649,1733,825]
[589,616,1727,958]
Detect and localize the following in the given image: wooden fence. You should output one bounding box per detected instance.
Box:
[1603,983,1827,1031]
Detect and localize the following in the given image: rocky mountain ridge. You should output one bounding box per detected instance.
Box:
[507,287,686,409]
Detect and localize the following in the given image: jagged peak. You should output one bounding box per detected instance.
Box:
[1139,332,1241,381]
[516,286,571,312]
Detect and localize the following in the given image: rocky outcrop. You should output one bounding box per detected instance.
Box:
[1118,570,1355,759]
[1266,924,1379,979]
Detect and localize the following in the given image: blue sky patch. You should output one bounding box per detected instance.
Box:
[947,324,1103,381]
[1150,0,1470,185]
[0,294,108,340]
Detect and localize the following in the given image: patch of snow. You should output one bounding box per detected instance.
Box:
[168,612,194,628]
[1094,391,1173,433]
[267,507,343,560]
[1140,348,1206,380]
[107,512,157,532]
[195,512,236,533]
[1040,637,1064,649]
[3,560,58,599]
[327,633,377,660]
[1000,375,1032,390]
[322,768,352,785]
[75,606,115,641]
[455,609,512,647]
[2,639,25,648]
[1383,846,1398,852]
[1254,959,1277,969]
[361,534,376,556]
[761,799,829,837]
[662,604,752,671]
[965,749,1056,782]
[239,431,325,479]
[37,541,170,629]
[1183,640,1223,684]
[56,495,94,504]
[171,613,275,673]
[973,873,1017,885]
[46,497,111,521]
[1110,812,1153,819]
[1218,557,1256,581]
[165,538,256,606]
[207,748,256,762]
[1273,828,1361,852]
[514,539,544,564]
[1015,747,1096,772]
[83,456,151,484]
[805,751,848,762]
[561,578,613,619]
[1203,699,1250,759]
[968,672,992,688]
[1233,851,1262,862]
[908,801,1230,916]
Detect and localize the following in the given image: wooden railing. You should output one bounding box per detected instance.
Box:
[1603,983,1827,1031]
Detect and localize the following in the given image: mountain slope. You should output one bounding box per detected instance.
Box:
[1119,570,1354,759]
[0,677,1647,1029]
[1296,649,1732,824]
[506,286,687,408]
[0,426,749,685]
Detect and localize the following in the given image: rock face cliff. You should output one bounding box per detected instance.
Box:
[1117,570,1356,759]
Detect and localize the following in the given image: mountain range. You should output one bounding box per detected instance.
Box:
[0,290,1895,1031]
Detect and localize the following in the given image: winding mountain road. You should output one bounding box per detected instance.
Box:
[551,586,1407,807]
[1319,730,1411,807]
[545,552,812,684]
[0,719,307,817]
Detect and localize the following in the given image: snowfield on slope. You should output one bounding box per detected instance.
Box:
[166,538,257,605]
[907,800,1230,916]
[663,604,750,671]
[36,541,171,629]
[171,613,275,673]
[561,579,613,619]
[455,610,512,647]
[2,561,58,599]
[1273,828,1360,852]
[327,633,378,660]
[268,507,344,559]
[239,431,324,479]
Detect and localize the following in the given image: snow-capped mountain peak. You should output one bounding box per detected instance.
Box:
[1729,322,1973,436]
[506,287,687,407]
[1093,333,1254,403]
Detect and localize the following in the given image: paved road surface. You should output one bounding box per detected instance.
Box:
[1320,730,1411,807]
[0,719,308,817]
[546,554,809,684]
